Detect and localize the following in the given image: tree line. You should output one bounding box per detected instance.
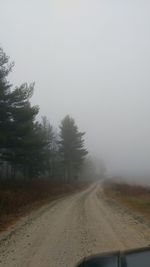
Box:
[0,47,88,182]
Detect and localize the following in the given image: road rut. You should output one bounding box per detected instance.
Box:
[0,183,149,267]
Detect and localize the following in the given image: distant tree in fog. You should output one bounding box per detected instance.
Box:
[80,156,107,181]
[59,115,88,182]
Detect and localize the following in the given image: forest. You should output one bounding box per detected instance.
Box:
[0,47,88,183]
[0,47,89,229]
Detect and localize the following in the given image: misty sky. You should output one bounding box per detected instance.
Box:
[1,0,150,179]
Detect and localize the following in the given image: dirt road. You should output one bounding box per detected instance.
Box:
[0,183,149,267]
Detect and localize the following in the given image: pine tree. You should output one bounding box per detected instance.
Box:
[0,48,13,153]
[0,48,39,178]
[59,115,88,182]
[8,83,39,177]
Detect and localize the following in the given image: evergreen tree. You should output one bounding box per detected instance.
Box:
[32,117,56,178]
[8,83,39,177]
[41,117,59,179]
[20,116,58,179]
[0,47,40,178]
[59,115,88,182]
[0,48,13,154]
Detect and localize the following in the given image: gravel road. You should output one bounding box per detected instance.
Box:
[0,183,149,267]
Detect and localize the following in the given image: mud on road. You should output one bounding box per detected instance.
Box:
[0,183,149,267]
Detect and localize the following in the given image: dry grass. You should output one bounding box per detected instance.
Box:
[0,179,86,232]
[103,180,150,219]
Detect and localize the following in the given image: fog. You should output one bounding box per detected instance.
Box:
[1,0,150,184]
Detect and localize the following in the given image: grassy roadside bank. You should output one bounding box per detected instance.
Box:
[0,180,87,233]
[103,181,150,220]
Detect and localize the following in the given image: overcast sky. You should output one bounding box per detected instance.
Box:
[1,0,150,180]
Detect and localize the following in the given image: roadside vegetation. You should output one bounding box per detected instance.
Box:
[103,180,150,220]
[0,180,86,232]
[0,47,88,231]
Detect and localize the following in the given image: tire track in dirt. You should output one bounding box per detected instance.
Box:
[0,182,149,267]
